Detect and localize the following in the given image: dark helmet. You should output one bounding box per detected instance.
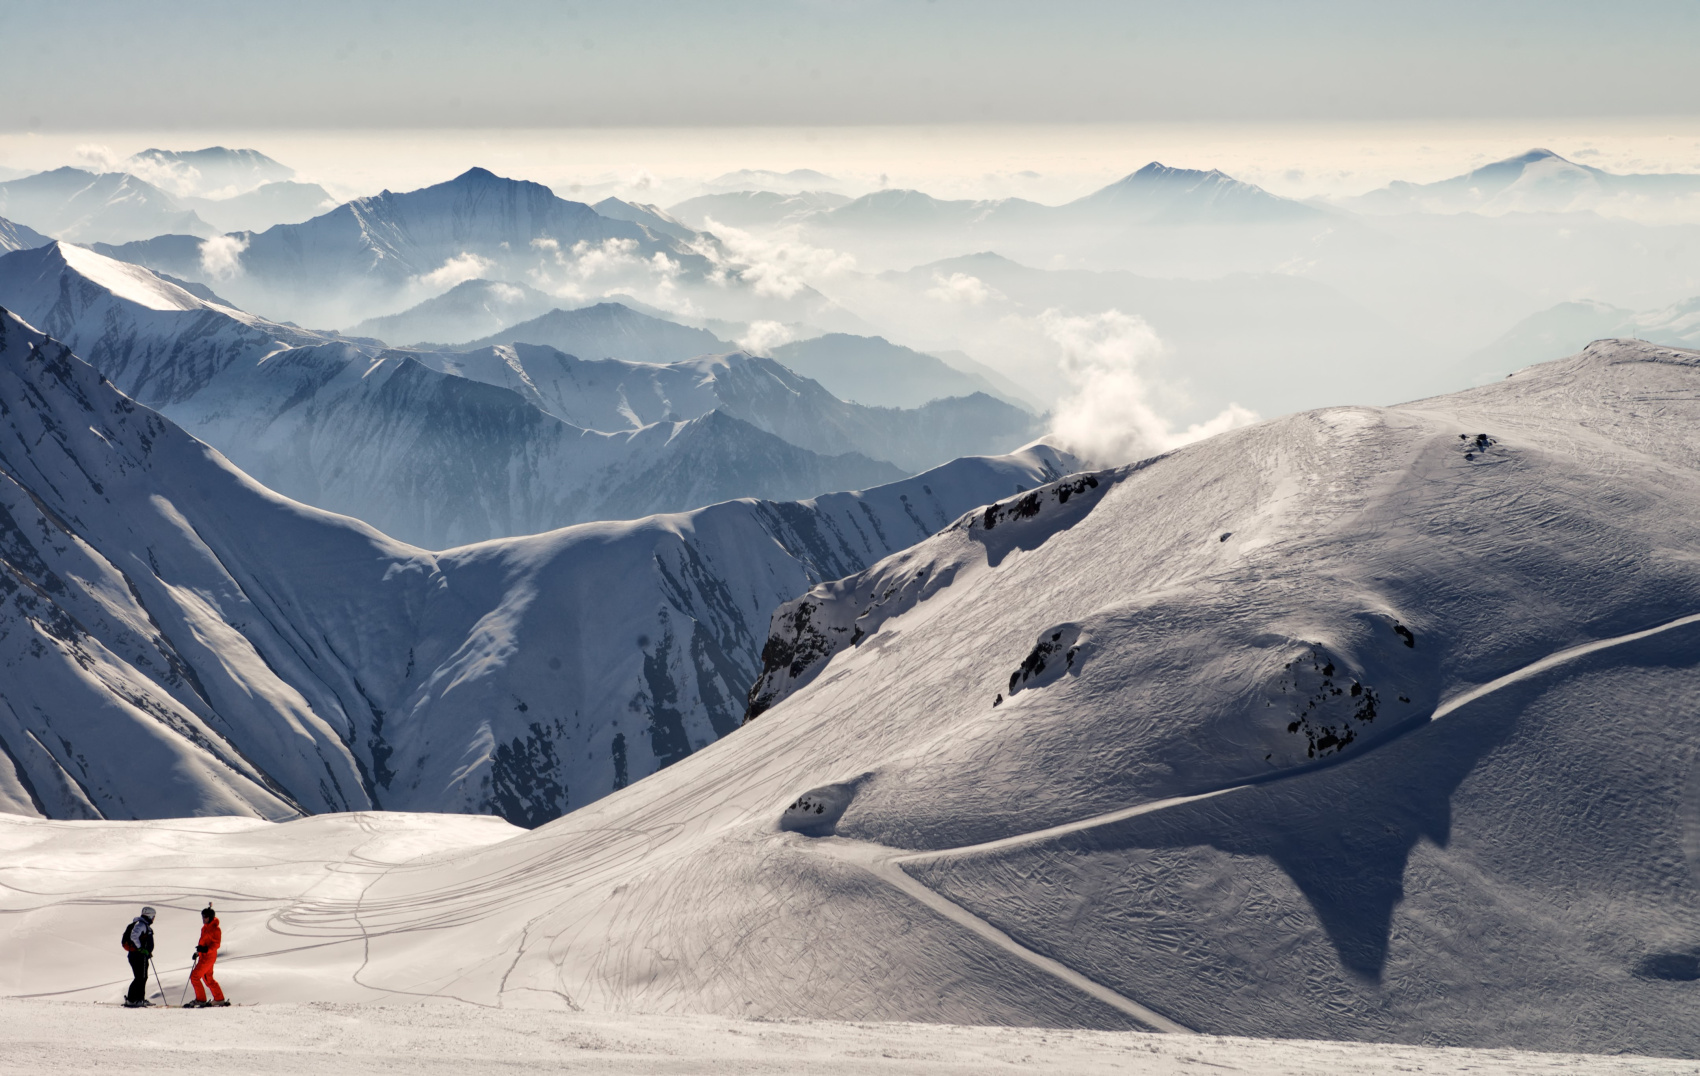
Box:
[201,904,215,920]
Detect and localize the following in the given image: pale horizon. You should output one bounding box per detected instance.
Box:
[6,117,1700,207]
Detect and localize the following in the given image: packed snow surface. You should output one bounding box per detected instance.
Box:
[2,998,1688,1076]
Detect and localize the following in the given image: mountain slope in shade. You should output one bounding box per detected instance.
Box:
[0,307,1075,824]
[0,243,913,547]
[6,340,1694,1054]
[184,181,339,233]
[0,215,50,253]
[769,332,1028,409]
[0,168,216,244]
[592,197,700,242]
[458,300,728,358]
[422,342,1041,472]
[347,278,559,345]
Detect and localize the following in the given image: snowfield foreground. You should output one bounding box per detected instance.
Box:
[1,999,1690,1076]
[10,340,1700,1059]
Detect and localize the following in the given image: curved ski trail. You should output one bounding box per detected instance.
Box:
[803,609,1700,1037]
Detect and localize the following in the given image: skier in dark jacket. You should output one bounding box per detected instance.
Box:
[121,906,156,1007]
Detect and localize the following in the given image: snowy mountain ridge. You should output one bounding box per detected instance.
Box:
[0,243,1042,545]
[0,167,217,244]
[0,306,1074,824]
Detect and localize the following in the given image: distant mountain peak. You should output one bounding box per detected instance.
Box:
[453,166,503,184]
[1129,161,1228,180]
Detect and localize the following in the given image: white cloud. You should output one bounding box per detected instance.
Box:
[695,217,854,300]
[926,271,996,305]
[198,234,250,280]
[1042,309,1257,467]
[737,320,794,355]
[417,252,495,289]
[522,238,699,316]
[73,143,121,173]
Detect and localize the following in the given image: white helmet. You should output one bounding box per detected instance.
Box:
[140,906,156,919]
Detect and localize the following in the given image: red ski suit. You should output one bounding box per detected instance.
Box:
[190,918,224,1003]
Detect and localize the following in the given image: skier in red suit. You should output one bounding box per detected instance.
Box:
[186,904,227,1007]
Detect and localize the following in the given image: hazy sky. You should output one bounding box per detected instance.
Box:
[5,0,1699,131]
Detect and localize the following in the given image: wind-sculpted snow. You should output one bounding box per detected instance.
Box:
[0,306,1074,823]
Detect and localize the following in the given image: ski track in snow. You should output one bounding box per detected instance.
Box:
[796,608,1700,1038]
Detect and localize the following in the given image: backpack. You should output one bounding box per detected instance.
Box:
[120,921,135,952]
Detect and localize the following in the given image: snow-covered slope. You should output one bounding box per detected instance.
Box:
[348,278,558,345]
[8,339,1700,1056]
[421,342,1040,473]
[0,215,50,254]
[7,339,1695,1053]
[0,168,215,243]
[457,300,728,359]
[0,241,320,403]
[0,308,1073,822]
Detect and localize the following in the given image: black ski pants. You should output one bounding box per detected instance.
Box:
[126,949,150,1004]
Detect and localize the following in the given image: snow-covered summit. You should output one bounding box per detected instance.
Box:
[1068,161,1322,223]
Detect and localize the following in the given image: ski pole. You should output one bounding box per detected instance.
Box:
[150,954,168,1008]
[179,959,191,1008]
